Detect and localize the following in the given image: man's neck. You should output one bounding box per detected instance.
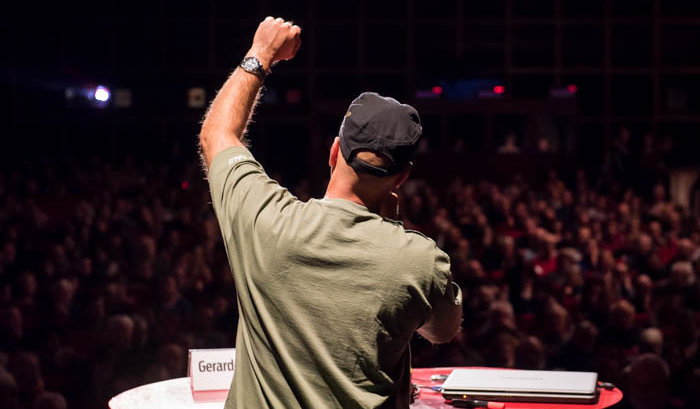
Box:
[325,178,380,213]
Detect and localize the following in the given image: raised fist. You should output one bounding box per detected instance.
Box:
[249,17,302,70]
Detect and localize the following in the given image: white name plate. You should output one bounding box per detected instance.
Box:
[188,348,236,402]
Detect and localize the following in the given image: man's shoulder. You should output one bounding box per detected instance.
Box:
[378,226,447,275]
[399,228,440,252]
[403,228,435,242]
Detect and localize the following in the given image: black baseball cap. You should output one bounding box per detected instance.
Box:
[339,92,422,177]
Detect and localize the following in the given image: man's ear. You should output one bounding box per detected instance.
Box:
[329,137,340,170]
[394,163,412,190]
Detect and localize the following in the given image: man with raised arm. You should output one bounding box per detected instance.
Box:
[200,16,462,409]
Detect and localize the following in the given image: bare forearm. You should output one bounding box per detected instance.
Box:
[199,63,265,169]
[199,17,301,169]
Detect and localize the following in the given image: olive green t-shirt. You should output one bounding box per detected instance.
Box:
[208,146,459,409]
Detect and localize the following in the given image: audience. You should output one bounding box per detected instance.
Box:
[0,154,237,408]
[0,130,698,409]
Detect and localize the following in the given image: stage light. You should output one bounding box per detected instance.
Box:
[94,85,111,102]
[550,85,578,98]
[493,85,505,94]
[416,86,443,99]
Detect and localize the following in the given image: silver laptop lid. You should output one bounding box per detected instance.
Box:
[441,369,598,395]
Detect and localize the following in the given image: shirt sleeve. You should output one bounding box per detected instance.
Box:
[207,146,297,240]
[430,248,463,313]
[421,247,463,340]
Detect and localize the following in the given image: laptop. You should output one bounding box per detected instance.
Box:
[441,368,599,404]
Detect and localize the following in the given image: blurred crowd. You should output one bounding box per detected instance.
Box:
[0,149,238,409]
[1,131,699,409]
[406,158,700,408]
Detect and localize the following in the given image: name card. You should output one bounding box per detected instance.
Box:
[188,348,236,402]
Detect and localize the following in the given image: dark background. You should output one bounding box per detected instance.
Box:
[3,0,700,191]
[3,3,700,409]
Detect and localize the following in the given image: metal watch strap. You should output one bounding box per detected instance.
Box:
[239,56,269,80]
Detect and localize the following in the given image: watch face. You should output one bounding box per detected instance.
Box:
[242,57,261,73]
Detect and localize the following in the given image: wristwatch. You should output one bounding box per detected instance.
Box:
[239,56,269,80]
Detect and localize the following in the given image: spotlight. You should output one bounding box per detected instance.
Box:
[478,83,506,99]
[416,85,443,99]
[94,85,111,102]
[550,85,578,98]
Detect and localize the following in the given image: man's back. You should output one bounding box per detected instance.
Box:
[209,147,454,408]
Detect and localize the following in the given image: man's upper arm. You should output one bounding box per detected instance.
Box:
[207,146,295,234]
[417,248,463,344]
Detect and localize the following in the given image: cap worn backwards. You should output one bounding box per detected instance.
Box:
[339,92,423,177]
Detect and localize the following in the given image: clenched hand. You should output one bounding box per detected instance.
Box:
[248,17,302,71]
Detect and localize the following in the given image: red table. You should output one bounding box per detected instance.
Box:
[109,367,623,409]
[410,367,623,409]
